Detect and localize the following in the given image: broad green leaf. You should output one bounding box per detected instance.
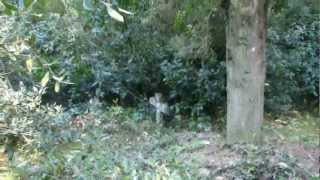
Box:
[26,58,33,72]
[41,72,50,87]
[54,81,60,92]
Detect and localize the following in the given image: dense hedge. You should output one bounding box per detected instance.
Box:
[266,3,319,112]
[0,0,318,121]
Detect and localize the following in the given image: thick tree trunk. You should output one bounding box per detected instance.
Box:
[226,0,267,143]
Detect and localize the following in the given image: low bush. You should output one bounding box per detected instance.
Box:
[0,78,80,158]
[0,0,318,124]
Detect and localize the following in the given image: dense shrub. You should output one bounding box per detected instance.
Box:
[0,0,318,121]
[266,3,319,112]
[0,1,319,179]
[0,78,82,157]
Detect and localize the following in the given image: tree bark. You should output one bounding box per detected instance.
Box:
[226,0,268,143]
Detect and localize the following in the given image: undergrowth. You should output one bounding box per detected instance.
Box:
[0,79,318,179]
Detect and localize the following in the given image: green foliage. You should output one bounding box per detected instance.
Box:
[0,0,318,122]
[266,2,319,111]
[5,99,196,179]
[0,0,65,15]
[0,0,319,179]
[161,58,226,116]
[7,102,316,179]
[0,79,43,141]
[0,80,317,178]
[0,79,73,152]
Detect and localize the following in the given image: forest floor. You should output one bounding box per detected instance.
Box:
[1,112,319,179]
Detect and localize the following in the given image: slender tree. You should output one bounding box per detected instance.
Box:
[226,0,268,143]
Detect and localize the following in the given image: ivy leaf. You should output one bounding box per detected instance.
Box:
[41,72,50,87]
[26,58,33,73]
[54,81,60,93]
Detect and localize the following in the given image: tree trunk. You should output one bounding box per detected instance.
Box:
[226,0,268,143]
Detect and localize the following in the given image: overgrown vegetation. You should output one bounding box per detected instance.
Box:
[0,0,319,179]
[0,85,318,178]
[1,0,318,115]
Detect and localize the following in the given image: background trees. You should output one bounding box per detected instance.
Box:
[0,0,318,127]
